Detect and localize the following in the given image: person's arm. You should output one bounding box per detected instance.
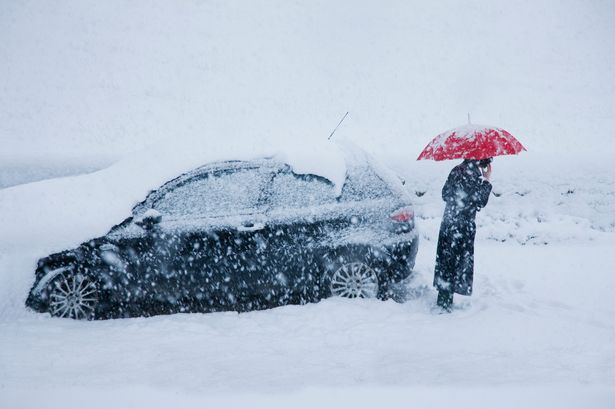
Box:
[473,164,492,210]
[474,179,492,210]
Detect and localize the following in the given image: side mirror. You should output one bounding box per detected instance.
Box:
[135,209,162,230]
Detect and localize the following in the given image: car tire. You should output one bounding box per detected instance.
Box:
[47,270,99,320]
[320,249,385,299]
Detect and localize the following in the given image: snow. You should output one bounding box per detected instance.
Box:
[137,208,162,221]
[402,153,615,245]
[0,154,114,190]
[4,386,614,409]
[2,0,615,159]
[0,138,350,254]
[274,140,348,196]
[427,124,499,148]
[1,154,614,407]
[2,0,615,407]
[1,240,615,407]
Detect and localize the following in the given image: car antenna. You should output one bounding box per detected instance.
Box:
[328,111,349,140]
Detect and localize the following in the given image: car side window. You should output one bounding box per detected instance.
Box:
[267,170,336,210]
[151,167,267,219]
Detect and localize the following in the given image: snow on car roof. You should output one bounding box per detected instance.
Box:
[0,137,381,253]
[133,137,349,195]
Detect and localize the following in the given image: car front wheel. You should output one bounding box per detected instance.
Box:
[48,272,99,320]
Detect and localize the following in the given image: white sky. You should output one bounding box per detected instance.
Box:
[1,0,614,158]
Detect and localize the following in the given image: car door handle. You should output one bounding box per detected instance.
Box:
[236,222,265,232]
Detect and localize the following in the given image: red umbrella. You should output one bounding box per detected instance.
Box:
[417,124,526,161]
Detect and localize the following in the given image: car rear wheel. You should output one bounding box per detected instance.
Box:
[48,272,99,320]
[328,262,379,299]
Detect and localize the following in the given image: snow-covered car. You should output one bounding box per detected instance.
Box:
[25,151,419,319]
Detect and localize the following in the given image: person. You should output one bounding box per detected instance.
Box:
[433,157,493,312]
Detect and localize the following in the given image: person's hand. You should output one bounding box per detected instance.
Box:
[481,163,492,181]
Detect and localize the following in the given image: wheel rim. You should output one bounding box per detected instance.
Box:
[49,273,98,319]
[330,262,379,298]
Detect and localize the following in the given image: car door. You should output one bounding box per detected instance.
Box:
[102,216,185,316]
[143,162,274,312]
[260,168,340,305]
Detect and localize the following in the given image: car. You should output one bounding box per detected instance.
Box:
[25,148,419,319]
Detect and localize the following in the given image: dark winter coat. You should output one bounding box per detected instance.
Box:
[434,160,492,296]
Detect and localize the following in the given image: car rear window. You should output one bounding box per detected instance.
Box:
[340,165,392,201]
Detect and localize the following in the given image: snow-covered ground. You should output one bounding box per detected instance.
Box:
[2,0,615,407]
[2,239,615,407]
[0,154,114,190]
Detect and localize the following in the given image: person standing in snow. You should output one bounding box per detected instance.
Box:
[434,157,492,312]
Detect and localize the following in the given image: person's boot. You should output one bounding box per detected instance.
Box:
[436,290,453,313]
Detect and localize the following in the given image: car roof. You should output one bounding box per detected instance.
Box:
[131,143,410,215]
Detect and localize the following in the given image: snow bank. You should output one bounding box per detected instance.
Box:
[392,152,615,245]
[0,154,115,189]
[0,138,347,249]
[3,385,614,409]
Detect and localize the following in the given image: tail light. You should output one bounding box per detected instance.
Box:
[390,206,414,223]
[389,206,414,233]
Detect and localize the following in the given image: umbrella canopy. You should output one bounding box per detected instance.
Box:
[417,124,526,161]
